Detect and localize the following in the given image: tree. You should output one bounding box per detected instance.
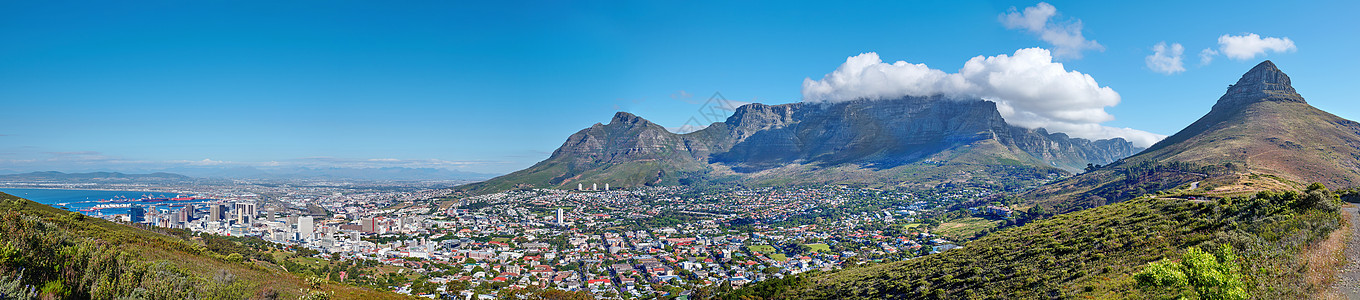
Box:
[1085,163,1102,173]
[1301,183,1339,211]
[762,267,781,275]
[1135,244,1246,300]
[444,280,469,295]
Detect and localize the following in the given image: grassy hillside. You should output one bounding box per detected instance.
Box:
[717,185,1349,299]
[1023,62,1360,214]
[0,192,409,300]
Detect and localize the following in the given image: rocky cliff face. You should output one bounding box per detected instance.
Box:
[709,97,1140,172]
[464,96,1145,193]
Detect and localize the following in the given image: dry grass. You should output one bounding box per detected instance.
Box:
[1201,172,1301,198]
[1312,204,1355,300]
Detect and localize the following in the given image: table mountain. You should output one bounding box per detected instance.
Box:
[463,96,1142,193]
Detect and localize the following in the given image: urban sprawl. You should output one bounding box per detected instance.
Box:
[73,182,1017,299]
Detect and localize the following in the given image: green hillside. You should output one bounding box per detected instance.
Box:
[722,185,1351,299]
[0,192,409,300]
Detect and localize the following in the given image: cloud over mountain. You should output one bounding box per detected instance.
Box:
[801,48,1165,148]
[1198,33,1295,64]
[1216,33,1296,60]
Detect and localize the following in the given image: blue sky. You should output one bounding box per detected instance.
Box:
[1,0,1356,175]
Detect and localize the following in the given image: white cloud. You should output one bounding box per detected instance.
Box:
[802,48,1165,147]
[1217,33,1295,60]
[1000,2,1104,59]
[1199,48,1218,65]
[1145,42,1185,75]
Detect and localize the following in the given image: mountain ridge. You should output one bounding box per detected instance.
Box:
[462,96,1144,193]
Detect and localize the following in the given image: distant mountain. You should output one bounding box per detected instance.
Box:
[1026,60,1360,212]
[0,171,194,182]
[463,96,1143,193]
[148,166,495,181]
[0,167,495,183]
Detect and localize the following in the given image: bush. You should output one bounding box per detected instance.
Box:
[1135,245,1246,300]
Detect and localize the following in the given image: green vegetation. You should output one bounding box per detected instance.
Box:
[933,217,1003,239]
[747,245,777,254]
[721,184,1343,299]
[456,201,492,210]
[619,210,704,231]
[804,243,831,254]
[1135,244,1247,300]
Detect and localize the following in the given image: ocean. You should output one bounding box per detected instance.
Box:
[0,188,206,216]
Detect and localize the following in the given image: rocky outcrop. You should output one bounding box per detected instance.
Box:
[1214,60,1305,110]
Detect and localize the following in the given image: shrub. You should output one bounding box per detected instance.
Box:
[1135,244,1247,300]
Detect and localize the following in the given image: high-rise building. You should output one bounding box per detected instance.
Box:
[556,208,563,226]
[361,217,377,233]
[175,207,191,224]
[208,204,226,222]
[128,205,146,223]
[234,202,256,224]
[298,216,314,240]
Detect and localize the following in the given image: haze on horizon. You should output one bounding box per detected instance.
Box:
[2,1,1356,177]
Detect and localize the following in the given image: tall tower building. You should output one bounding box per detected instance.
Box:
[362,217,377,233]
[234,202,256,224]
[175,207,191,224]
[556,208,563,226]
[128,205,146,223]
[208,204,226,222]
[298,216,314,240]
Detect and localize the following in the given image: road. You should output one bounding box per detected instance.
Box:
[1328,205,1360,299]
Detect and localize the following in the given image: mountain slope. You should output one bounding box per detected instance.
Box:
[0,192,406,299]
[760,188,1345,299]
[462,112,724,192]
[463,97,1142,193]
[1026,60,1360,212]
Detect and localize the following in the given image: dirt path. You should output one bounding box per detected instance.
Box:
[1327,205,1360,299]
